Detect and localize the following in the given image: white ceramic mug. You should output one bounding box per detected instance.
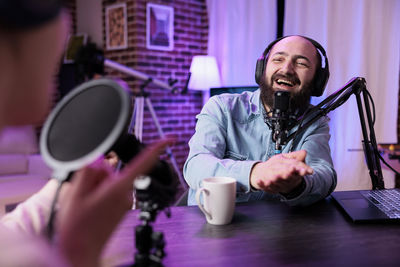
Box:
[195,177,236,225]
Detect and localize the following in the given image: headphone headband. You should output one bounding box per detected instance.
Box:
[255,35,330,97]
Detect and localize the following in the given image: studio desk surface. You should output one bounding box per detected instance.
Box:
[102,198,400,267]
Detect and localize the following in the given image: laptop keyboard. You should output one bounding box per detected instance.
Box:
[363,189,400,218]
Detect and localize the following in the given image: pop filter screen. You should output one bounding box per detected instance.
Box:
[47,85,121,161]
[41,78,131,181]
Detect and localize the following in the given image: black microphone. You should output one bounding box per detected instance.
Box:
[111,133,178,210]
[268,91,291,154]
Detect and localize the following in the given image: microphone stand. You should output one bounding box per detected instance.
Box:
[104,59,178,93]
[266,90,292,155]
[287,77,384,190]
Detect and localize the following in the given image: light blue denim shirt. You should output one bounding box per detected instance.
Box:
[183,89,337,206]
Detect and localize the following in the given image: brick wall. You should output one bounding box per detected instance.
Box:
[101,0,208,178]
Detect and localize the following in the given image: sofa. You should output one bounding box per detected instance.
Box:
[0,126,52,216]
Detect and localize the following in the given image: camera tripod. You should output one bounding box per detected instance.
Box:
[131,197,170,267]
[104,59,186,190]
[128,79,184,188]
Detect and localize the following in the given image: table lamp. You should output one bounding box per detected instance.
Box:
[188,55,221,105]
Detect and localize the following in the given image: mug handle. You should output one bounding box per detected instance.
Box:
[195,187,212,220]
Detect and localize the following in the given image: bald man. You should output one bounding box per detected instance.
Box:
[184,36,336,206]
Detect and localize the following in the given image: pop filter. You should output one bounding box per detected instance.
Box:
[40,78,131,181]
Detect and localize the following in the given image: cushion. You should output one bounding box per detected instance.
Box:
[0,126,38,154]
[0,155,28,175]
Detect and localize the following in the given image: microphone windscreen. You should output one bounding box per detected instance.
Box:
[111,133,143,164]
[273,91,290,113]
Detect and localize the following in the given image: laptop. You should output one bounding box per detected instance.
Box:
[331,188,400,222]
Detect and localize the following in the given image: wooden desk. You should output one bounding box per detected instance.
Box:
[102,199,400,267]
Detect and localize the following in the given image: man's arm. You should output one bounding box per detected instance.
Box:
[183,96,258,194]
[1,179,59,235]
[279,116,337,206]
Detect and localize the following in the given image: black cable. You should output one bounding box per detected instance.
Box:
[364,88,376,125]
[378,152,400,176]
[46,179,66,241]
[364,88,400,182]
[363,87,399,177]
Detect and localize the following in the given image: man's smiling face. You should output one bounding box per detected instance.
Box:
[261,36,319,113]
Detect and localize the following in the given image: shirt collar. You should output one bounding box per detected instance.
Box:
[250,89,264,115]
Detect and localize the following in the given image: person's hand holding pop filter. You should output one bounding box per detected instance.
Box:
[56,138,174,267]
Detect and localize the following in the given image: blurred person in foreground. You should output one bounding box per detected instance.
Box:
[0,1,172,266]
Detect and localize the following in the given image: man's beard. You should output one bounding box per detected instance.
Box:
[260,73,313,117]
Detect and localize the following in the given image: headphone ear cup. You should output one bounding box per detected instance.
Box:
[255,38,281,86]
[255,58,265,85]
[306,38,330,97]
[311,65,329,97]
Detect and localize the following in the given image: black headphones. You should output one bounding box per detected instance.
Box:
[255,35,330,97]
[0,0,62,30]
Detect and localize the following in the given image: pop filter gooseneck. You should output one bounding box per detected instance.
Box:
[40,78,131,182]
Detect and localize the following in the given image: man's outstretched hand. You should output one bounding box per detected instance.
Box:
[250,150,313,194]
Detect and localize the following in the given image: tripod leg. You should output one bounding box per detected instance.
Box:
[120,96,145,209]
[127,97,137,134]
[116,96,140,171]
[134,224,152,267]
[144,98,187,190]
[135,97,145,142]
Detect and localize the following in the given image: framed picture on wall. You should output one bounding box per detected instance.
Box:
[146,3,174,51]
[106,3,128,50]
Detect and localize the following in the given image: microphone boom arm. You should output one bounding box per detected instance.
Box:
[287,77,359,142]
[287,77,384,189]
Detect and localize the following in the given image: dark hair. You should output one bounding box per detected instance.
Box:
[0,0,62,30]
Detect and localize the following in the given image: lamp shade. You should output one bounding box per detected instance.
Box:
[188,55,221,91]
